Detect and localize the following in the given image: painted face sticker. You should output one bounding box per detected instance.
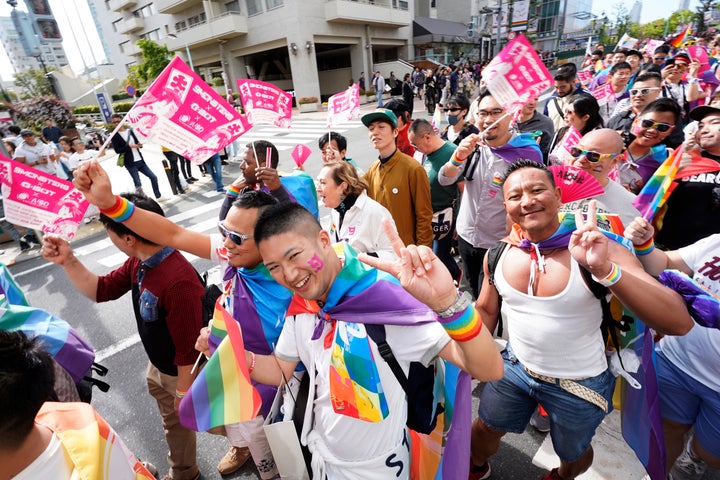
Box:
[308,252,324,273]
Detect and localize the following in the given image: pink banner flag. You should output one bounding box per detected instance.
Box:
[592,82,615,107]
[327,84,360,127]
[124,57,251,165]
[576,70,593,87]
[644,39,664,56]
[481,34,553,113]
[556,125,583,165]
[291,144,311,167]
[686,45,710,74]
[236,79,293,128]
[0,156,89,239]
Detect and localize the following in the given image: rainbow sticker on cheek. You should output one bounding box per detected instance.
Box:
[308,253,324,273]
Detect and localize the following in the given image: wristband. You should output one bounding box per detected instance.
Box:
[175,390,186,399]
[100,195,135,222]
[634,237,655,256]
[450,152,467,168]
[687,78,699,85]
[226,184,241,198]
[591,262,622,287]
[248,351,256,374]
[436,291,483,342]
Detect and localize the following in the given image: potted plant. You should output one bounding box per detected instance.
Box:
[297,96,319,113]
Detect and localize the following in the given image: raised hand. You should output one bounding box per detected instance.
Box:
[72,161,116,209]
[569,201,611,277]
[41,235,74,266]
[624,216,654,246]
[359,218,457,312]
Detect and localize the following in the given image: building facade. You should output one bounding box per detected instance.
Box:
[0,16,68,74]
[90,0,414,101]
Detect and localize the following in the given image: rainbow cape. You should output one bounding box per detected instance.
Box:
[279,170,319,219]
[286,243,472,479]
[0,263,29,306]
[489,132,543,164]
[37,402,155,479]
[632,144,684,221]
[179,300,262,431]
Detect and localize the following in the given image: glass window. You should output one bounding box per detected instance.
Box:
[112,19,122,32]
[225,0,241,12]
[119,41,129,53]
[246,0,263,15]
[266,0,284,9]
[175,20,187,32]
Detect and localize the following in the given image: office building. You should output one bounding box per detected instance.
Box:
[0,15,68,74]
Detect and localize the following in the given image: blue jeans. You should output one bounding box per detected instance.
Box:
[377,93,384,108]
[126,159,161,198]
[203,153,223,191]
[478,345,615,462]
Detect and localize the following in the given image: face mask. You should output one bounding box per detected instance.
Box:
[446,114,461,126]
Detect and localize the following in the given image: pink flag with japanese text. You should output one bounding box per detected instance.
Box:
[481,34,553,113]
[644,39,664,56]
[0,156,89,239]
[686,46,710,74]
[124,57,251,165]
[592,82,615,107]
[327,84,360,126]
[557,125,583,165]
[236,79,293,128]
[576,70,593,87]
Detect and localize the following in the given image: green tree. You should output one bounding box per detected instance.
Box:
[609,3,631,44]
[134,39,173,85]
[13,68,57,98]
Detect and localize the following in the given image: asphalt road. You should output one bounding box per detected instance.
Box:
[6,99,720,479]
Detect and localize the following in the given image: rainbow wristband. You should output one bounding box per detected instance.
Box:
[175,390,186,399]
[226,184,241,198]
[100,195,135,222]
[591,262,622,287]
[634,238,655,256]
[450,152,467,168]
[438,304,483,342]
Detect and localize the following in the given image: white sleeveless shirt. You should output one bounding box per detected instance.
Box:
[494,246,608,378]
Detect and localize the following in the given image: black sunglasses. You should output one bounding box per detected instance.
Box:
[218,222,252,245]
[640,119,673,132]
[569,147,620,164]
[444,107,462,113]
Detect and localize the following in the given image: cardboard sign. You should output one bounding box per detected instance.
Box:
[124,57,251,164]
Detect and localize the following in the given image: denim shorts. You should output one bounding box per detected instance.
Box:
[656,350,720,458]
[478,345,616,462]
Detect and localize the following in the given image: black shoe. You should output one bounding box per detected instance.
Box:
[188,177,199,182]
[19,240,32,252]
[22,233,40,245]
[185,178,195,184]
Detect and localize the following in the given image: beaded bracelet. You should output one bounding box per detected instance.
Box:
[634,238,655,256]
[591,262,622,287]
[248,351,256,374]
[99,195,135,222]
[225,184,241,198]
[449,152,467,168]
[175,390,187,399]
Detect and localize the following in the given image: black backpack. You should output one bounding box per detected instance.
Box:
[195,270,223,327]
[365,324,443,435]
[486,241,632,365]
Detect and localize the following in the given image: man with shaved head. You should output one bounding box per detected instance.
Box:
[561,128,640,228]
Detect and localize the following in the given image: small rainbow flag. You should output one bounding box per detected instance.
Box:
[670,24,692,48]
[179,300,261,431]
[632,145,684,221]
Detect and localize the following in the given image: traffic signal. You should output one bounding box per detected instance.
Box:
[35,18,62,42]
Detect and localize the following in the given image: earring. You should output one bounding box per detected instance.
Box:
[339,194,345,202]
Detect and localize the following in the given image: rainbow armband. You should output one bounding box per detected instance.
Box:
[450,152,467,168]
[99,195,135,222]
[436,291,483,342]
[634,238,655,256]
[225,184,241,198]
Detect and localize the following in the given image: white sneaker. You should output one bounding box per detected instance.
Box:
[671,437,707,480]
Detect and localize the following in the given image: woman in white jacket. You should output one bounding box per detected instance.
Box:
[316,161,397,259]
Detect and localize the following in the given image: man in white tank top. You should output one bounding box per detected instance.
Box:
[468,160,693,480]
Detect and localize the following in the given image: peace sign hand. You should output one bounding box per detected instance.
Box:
[359,218,458,312]
[568,201,613,278]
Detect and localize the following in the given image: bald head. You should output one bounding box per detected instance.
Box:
[582,129,625,155]
[571,129,625,185]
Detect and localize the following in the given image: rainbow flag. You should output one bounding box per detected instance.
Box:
[0,263,29,306]
[670,25,692,48]
[489,132,543,164]
[280,170,319,219]
[179,300,262,431]
[632,144,684,221]
[37,402,155,479]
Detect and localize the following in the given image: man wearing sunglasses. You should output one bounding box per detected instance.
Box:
[69,161,296,479]
[655,104,720,250]
[563,129,640,228]
[41,193,205,480]
[661,53,703,123]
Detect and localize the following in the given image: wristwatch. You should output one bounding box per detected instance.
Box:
[435,291,473,318]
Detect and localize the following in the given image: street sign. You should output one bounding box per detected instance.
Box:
[126,85,136,96]
[96,92,113,123]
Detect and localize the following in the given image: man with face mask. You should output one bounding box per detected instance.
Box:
[440,94,479,146]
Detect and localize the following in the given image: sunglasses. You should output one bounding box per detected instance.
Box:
[640,119,673,132]
[218,222,252,245]
[444,107,462,113]
[569,147,620,163]
[629,87,660,96]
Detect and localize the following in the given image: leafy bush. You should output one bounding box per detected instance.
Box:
[13,96,72,131]
[112,101,135,113]
[297,96,319,105]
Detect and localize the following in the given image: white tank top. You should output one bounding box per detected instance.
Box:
[494,246,608,378]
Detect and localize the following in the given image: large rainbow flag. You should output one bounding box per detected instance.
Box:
[286,243,472,479]
[670,25,692,48]
[179,300,262,431]
[632,145,684,221]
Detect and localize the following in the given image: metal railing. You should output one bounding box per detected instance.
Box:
[325,0,409,11]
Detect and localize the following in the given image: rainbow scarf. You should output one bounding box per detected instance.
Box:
[0,263,28,306]
[36,402,155,479]
[179,300,262,431]
[489,132,543,164]
[624,145,668,186]
[286,243,471,479]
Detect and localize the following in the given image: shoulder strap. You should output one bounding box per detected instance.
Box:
[552,97,563,118]
[487,241,509,286]
[365,324,409,394]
